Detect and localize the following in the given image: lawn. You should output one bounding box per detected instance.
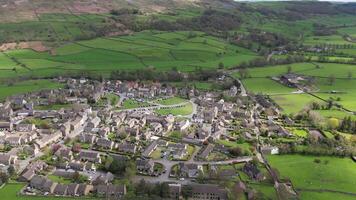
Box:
[0,183,99,200]
[155,97,188,105]
[216,139,252,154]
[267,155,356,194]
[168,131,183,139]
[155,102,193,116]
[150,148,162,160]
[120,99,151,109]
[287,128,308,138]
[47,175,72,184]
[0,79,63,101]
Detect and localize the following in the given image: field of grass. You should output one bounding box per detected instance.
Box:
[0,13,110,44]
[238,62,356,115]
[155,102,193,116]
[216,140,252,154]
[155,97,188,105]
[267,155,356,194]
[242,78,295,95]
[304,35,353,46]
[299,191,356,200]
[0,31,258,78]
[248,183,278,200]
[288,128,309,138]
[271,94,321,114]
[47,175,72,184]
[120,99,151,109]
[0,79,63,101]
[0,183,98,200]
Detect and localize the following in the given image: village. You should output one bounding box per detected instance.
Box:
[0,76,322,200]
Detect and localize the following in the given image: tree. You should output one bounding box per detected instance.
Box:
[238,68,249,79]
[124,161,136,179]
[0,172,9,185]
[109,158,127,175]
[51,144,61,154]
[182,185,192,200]
[72,143,81,153]
[218,62,224,69]
[328,118,339,130]
[287,65,292,73]
[73,171,80,183]
[327,75,336,85]
[229,147,244,156]
[347,71,352,79]
[7,165,15,176]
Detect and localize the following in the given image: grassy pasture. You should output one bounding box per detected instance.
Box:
[271,94,321,114]
[299,191,356,200]
[0,31,258,78]
[0,79,63,101]
[242,78,295,95]
[304,35,352,46]
[267,155,356,194]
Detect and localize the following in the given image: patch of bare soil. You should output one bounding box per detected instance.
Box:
[70,1,110,14]
[0,41,48,52]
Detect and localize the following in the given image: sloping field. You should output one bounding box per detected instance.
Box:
[0,31,258,78]
[267,155,356,198]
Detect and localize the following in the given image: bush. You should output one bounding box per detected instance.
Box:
[314,158,321,163]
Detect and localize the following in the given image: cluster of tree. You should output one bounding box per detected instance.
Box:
[133,179,170,199]
[237,55,306,69]
[313,23,337,36]
[228,146,252,157]
[294,109,325,128]
[308,101,335,111]
[102,156,136,179]
[110,8,141,16]
[117,9,241,34]
[253,2,356,22]
[278,135,355,157]
[0,172,9,186]
[109,67,223,82]
[338,116,356,134]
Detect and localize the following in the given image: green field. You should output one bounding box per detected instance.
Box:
[299,191,356,200]
[304,35,353,46]
[154,97,188,105]
[0,79,63,101]
[242,78,295,95]
[238,62,356,115]
[47,175,72,184]
[0,31,258,78]
[155,102,193,116]
[120,99,151,109]
[267,155,356,194]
